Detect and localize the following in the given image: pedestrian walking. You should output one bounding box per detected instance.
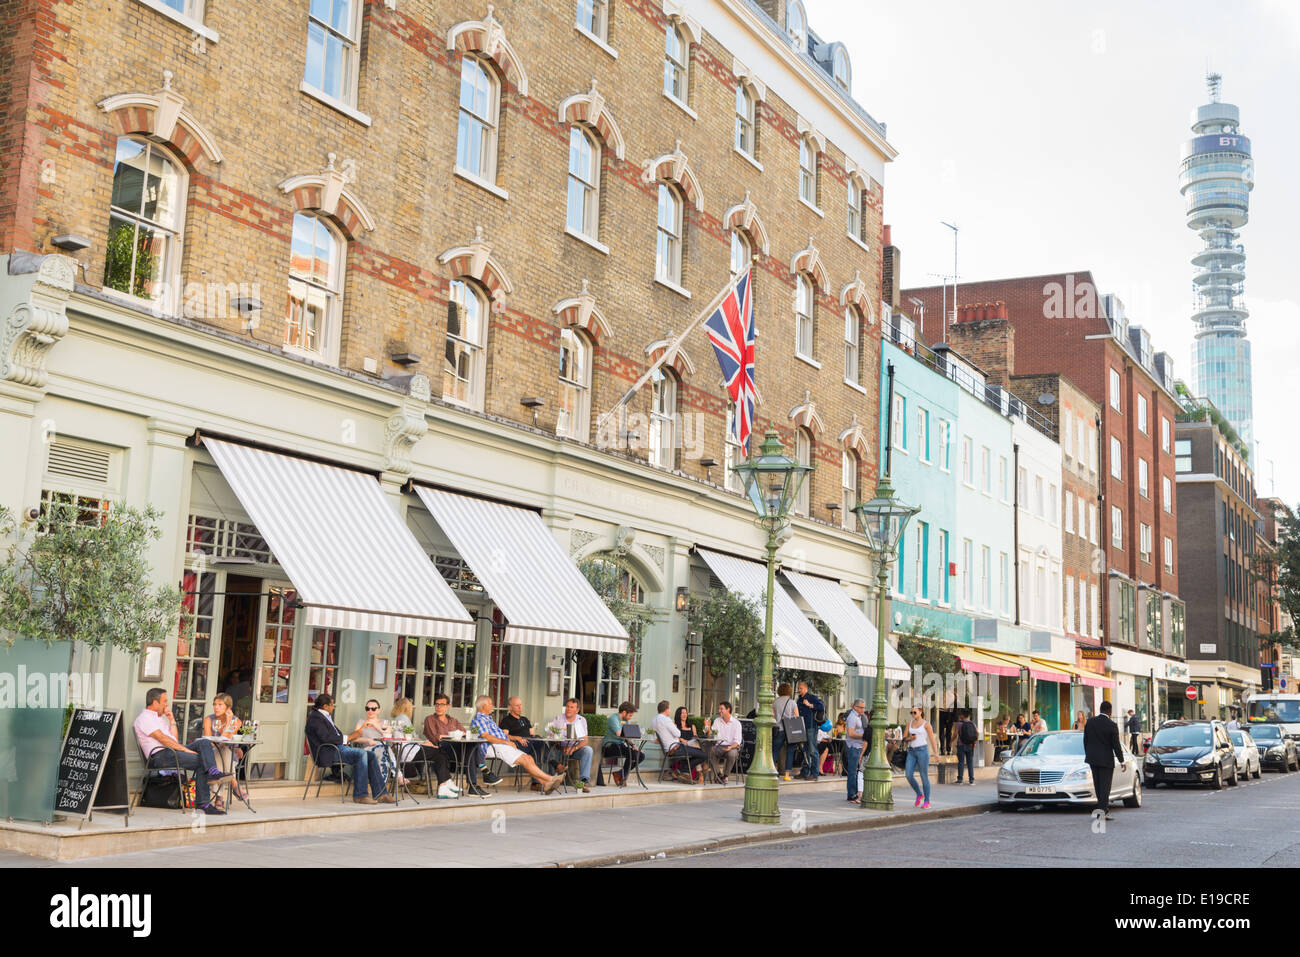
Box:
[795,680,825,780]
[772,683,799,781]
[904,705,939,808]
[1072,709,1087,731]
[953,708,978,785]
[1125,709,1141,755]
[844,698,867,803]
[1084,701,1126,821]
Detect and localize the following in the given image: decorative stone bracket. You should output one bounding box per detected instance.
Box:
[383,373,430,475]
[1,252,74,389]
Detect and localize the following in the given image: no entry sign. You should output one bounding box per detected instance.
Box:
[1185,684,1198,701]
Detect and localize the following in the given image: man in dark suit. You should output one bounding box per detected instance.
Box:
[1083,701,1126,820]
[305,693,392,805]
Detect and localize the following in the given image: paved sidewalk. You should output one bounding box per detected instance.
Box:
[0,778,997,868]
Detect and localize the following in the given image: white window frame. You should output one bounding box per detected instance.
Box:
[1033,475,1044,518]
[841,451,858,529]
[557,327,592,441]
[795,273,815,360]
[936,530,950,605]
[456,54,500,185]
[937,419,951,471]
[566,125,601,241]
[1088,423,1097,472]
[1111,505,1123,549]
[304,0,363,109]
[1065,573,1075,634]
[575,0,609,43]
[664,23,690,105]
[1138,458,1149,498]
[962,538,974,608]
[980,446,992,495]
[1065,491,1075,534]
[1089,504,1098,545]
[284,211,344,365]
[999,456,1009,503]
[786,0,807,47]
[1016,466,1027,508]
[1110,436,1123,481]
[917,408,930,464]
[1048,484,1058,525]
[735,84,757,157]
[914,522,926,599]
[724,404,744,494]
[795,428,812,516]
[1164,536,1173,573]
[655,183,683,286]
[1161,416,1171,453]
[980,545,991,611]
[1063,413,1073,460]
[999,551,1009,615]
[1137,394,1149,434]
[649,368,677,469]
[961,436,973,487]
[443,278,488,410]
[798,137,819,207]
[1109,367,1121,411]
[104,137,186,314]
[843,306,860,385]
[730,229,751,281]
[1162,475,1173,513]
[1139,523,1153,564]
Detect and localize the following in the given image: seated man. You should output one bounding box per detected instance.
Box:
[603,701,646,785]
[133,688,227,815]
[708,700,743,785]
[422,693,497,796]
[305,693,393,805]
[500,695,544,789]
[470,696,564,794]
[650,699,706,784]
[545,697,594,791]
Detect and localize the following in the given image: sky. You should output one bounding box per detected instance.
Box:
[813,0,1300,507]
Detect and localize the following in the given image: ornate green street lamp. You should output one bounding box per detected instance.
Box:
[852,473,920,811]
[733,429,812,824]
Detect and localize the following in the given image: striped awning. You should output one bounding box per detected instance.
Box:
[782,571,910,681]
[697,549,845,676]
[933,640,1023,678]
[977,647,1074,684]
[413,488,629,653]
[203,440,474,640]
[1030,657,1115,689]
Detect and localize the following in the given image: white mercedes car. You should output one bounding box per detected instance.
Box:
[1228,728,1263,779]
[997,731,1142,809]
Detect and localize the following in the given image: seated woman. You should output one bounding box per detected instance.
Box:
[353,699,396,787]
[390,696,458,797]
[198,693,244,804]
[673,706,701,781]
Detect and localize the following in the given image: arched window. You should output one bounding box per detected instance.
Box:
[105,137,183,306]
[843,305,860,383]
[576,0,609,43]
[729,228,751,281]
[841,450,859,528]
[795,273,815,359]
[787,1,807,48]
[655,184,683,286]
[444,278,487,409]
[456,55,499,183]
[664,24,688,102]
[557,326,592,441]
[735,84,756,157]
[833,46,851,90]
[649,367,677,468]
[795,428,812,516]
[799,138,818,206]
[566,126,600,240]
[285,212,343,362]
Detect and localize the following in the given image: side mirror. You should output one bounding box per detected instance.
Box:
[998,749,1012,762]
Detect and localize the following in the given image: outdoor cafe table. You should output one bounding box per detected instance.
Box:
[431,735,487,797]
[195,735,258,812]
[598,735,648,790]
[379,736,427,806]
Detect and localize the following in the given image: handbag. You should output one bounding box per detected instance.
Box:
[141,772,182,809]
[777,696,806,744]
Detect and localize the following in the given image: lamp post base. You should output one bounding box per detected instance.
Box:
[740,769,781,824]
[861,764,894,811]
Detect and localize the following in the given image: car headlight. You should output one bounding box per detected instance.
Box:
[1144,753,1157,764]
[1269,747,1285,757]
[998,763,1017,779]
[1195,753,1214,765]
[1064,767,1091,782]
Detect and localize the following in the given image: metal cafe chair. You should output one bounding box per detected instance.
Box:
[303,741,349,803]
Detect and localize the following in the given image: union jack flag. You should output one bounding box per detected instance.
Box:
[703,269,756,452]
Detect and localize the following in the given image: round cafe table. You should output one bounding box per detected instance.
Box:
[195,735,258,812]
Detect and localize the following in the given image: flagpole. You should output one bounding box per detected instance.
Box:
[595,268,750,434]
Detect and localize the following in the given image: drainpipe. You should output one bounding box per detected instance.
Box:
[884,362,896,478]
[1013,442,1021,626]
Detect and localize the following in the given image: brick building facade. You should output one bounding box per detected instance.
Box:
[0,0,898,775]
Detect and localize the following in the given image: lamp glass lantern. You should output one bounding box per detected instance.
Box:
[852,476,920,557]
[733,430,812,529]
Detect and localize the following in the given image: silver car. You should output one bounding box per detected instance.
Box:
[997,731,1142,808]
[1229,728,1263,778]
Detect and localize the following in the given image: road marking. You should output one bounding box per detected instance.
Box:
[1189,841,1235,847]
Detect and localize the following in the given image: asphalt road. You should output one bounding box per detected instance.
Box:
[623,767,1300,867]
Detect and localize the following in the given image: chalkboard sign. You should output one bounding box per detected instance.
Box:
[55,709,130,824]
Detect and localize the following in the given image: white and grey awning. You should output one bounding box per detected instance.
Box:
[782,570,911,681]
[413,487,629,654]
[202,439,474,640]
[696,549,845,676]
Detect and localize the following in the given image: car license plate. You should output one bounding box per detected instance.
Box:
[1024,785,1056,794]
[1164,767,1187,774]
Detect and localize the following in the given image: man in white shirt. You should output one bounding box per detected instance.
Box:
[651,699,706,783]
[707,701,743,784]
[546,697,593,790]
[132,688,226,814]
[1030,710,1048,734]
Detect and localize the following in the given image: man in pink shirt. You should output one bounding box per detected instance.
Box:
[132,688,226,814]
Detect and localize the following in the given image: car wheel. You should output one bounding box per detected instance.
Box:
[1228,764,1239,787]
[1123,775,1142,808]
[1254,763,1262,779]
[1211,766,1224,790]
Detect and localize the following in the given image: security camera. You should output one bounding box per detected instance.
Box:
[24,505,41,522]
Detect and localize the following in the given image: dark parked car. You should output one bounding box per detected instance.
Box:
[1246,723,1299,772]
[1144,719,1239,789]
